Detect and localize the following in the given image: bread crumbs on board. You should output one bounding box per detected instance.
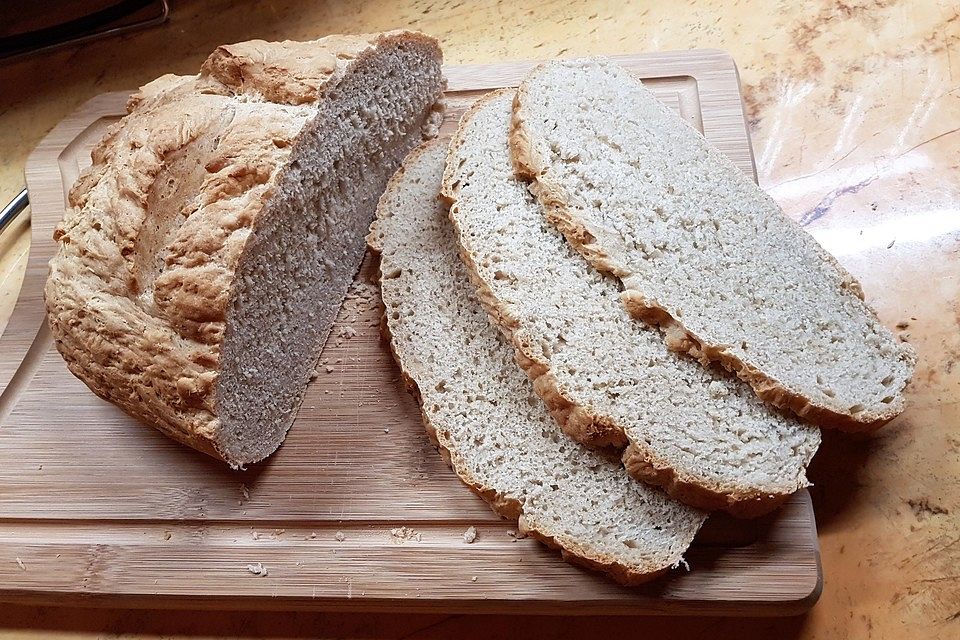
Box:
[390,526,422,543]
[246,562,268,577]
[463,526,478,543]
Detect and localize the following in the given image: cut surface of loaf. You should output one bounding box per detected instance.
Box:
[511,58,916,431]
[442,90,820,517]
[45,31,445,466]
[368,139,706,584]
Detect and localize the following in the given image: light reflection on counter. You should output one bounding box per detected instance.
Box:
[810,208,960,256]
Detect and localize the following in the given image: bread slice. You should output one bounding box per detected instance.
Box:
[441,90,820,517]
[369,139,705,584]
[511,58,916,431]
[45,32,445,466]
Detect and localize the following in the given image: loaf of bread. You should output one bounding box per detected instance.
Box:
[369,139,706,584]
[45,31,445,466]
[511,58,915,431]
[442,90,820,517]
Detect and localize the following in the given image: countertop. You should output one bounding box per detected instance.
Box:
[0,0,957,638]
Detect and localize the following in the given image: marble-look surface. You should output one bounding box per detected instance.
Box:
[0,0,957,638]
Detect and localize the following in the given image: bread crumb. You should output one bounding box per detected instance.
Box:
[383,428,390,433]
[672,558,691,572]
[240,484,250,500]
[310,532,317,539]
[15,558,25,571]
[390,526,421,543]
[325,365,335,373]
[896,321,910,329]
[471,576,477,582]
[252,531,260,540]
[506,529,527,542]
[163,531,172,541]
[246,562,268,577]
[463,526,478,544]
[335,531,345,542]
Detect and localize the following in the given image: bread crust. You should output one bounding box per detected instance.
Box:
[372,139,683,585]
[511,64,916,433]
[45,31,441,463]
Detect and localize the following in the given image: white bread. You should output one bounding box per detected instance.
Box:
[368,139,706,584]
[442,90,820,517]
[511,58,916,431]
[45,32,445,466]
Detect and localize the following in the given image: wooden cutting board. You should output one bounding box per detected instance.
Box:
[0,49,821,616]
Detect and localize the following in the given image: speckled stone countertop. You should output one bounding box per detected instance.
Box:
[0,1,957,638]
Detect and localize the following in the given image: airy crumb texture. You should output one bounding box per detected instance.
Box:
[368,139,705,585]
[45,32,445,466]
[512,58,916,431]
[443,90,819,517]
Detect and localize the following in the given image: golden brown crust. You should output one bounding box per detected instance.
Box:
[512,71,916,434]
[45,31,438,462]
[621,442,790,519]
[520,516,670,586]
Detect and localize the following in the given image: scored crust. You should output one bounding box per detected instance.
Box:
[510,63,916,432]
[44,31,440,461]
[370,139,690,585]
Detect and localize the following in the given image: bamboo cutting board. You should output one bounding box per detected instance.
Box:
[0,49,821,615]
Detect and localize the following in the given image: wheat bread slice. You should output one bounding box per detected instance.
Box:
[441,90,820,517]
[511,58,916,432]
[368,139,705,585]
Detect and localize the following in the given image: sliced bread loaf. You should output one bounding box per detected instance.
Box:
[442,90,820,517]
[368,139,706,584]
[45,32,445,466]
[511,58,916,431]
